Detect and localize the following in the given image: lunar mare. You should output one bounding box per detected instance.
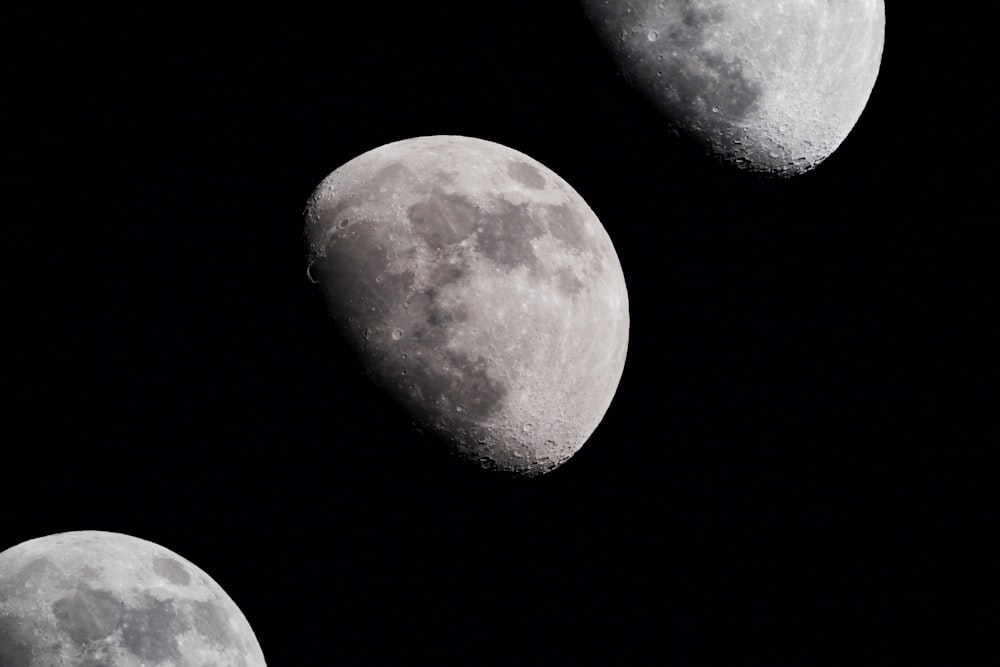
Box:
[305,135,629,477]
[0,531,267,667]
[581,0,886,175]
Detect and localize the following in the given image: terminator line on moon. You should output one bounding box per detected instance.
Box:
[305,135,629,477]
[581,0,886,175]
[0,531,267,667]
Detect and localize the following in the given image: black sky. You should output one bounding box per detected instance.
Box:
[4,3,993,665]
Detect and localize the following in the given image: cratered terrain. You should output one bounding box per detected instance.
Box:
[581,0,886,175]
[0,531,267,667]
[305,135,629,477]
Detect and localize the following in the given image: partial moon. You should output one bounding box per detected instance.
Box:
[305,135,629,477]
[0,531,267,667]
[581,0,886,175]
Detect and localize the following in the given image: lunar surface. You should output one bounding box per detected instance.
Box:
[0,531,267,667]
[305,135,629,477]
[581,0,886,175]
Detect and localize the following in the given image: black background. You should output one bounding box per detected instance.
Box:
[4,3,993,665]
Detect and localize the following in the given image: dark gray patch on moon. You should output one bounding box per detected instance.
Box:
[366,162,414,197]
[0,614,34,667]
[408,189,477,249]
[393,346,507,423]
[425,295,469,329]
[648,2,762,125]
[385,283,507,422]
[544,203,591,254]
[507,161,546,189]
[433,169,458,186]
[121,594,188,662]
[394,262,471,350]
[5,557,63,596]
[408,187,546,272]
[544,203,605,277]
[153,557,191,586]
[427,257,471,295]
[556,267,586,295]
[681,1,723,32]
[189,599,238,650]
[473,200,544,271]
[440,351,506,420]
[399,292,442,346]
[51,586,124,643]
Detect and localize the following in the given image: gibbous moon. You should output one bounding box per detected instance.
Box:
[581,0,886,175]
[0,531,267,667]
[305,135,629,477]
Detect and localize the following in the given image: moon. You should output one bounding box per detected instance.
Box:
[580,0,886,175]
[305,135,629,477]
[0,531,267,667]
